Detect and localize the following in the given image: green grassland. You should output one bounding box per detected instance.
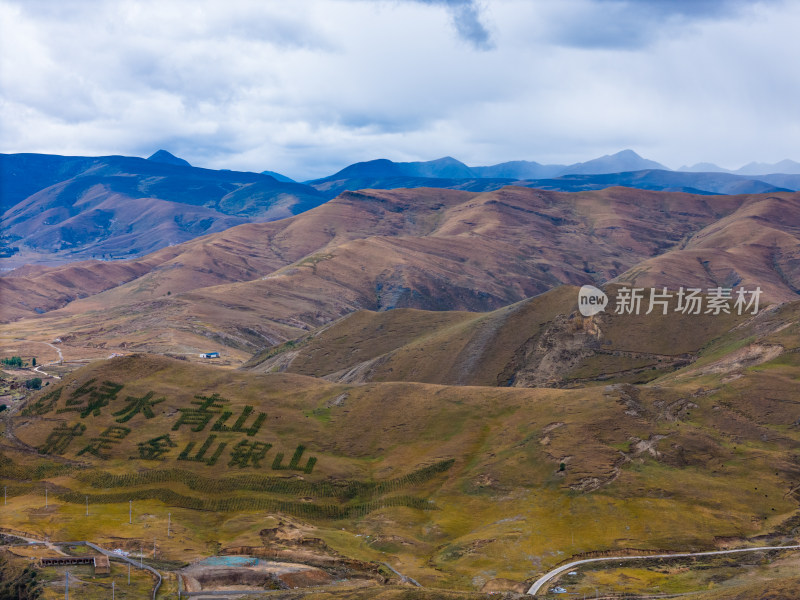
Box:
[2,347,800,596]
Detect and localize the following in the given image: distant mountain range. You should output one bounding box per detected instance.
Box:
[0,151,326,265]
[680,158,800,176]
[305,149,800,198]
[309,149,800,186]
[309,149,669,186]
[2,148,799,266]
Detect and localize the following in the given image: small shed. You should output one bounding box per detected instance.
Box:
[200,352,220,359]
[94,555,110,576]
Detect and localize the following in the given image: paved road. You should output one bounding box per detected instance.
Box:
[1,531,162,600]
[527,544,800,596]
[381,561,422,587]
[0,529,69,556]
[60,541,163,600]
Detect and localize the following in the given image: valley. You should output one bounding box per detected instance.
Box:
[3,186,799,359]
[2,325,800,597]
[5,0,800,595]
[2,173,800,599]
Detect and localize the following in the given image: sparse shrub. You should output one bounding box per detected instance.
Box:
[271,452,286,470]
[0,454,74,480]
[0,555,42,599]
[288,445,307,469]
[76,458,456,502]
[56,487,436,519]
[21,388,61,416]
[559,462,566,472]
[25,378,42,390]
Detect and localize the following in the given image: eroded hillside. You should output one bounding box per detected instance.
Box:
[4,187,798,360]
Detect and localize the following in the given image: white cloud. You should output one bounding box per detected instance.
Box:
[1,0,798,179]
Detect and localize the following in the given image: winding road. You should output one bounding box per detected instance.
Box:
[81,541,162,600]
[527,544,800,596]
[0,531,161,599]
[31,341,64,380]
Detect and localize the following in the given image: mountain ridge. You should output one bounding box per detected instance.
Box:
[3,150,799,267]
[3,186,799,361]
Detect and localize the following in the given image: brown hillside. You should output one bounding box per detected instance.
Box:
[615,194,800,299]
[3,187,798,359]
[247,285,798,388]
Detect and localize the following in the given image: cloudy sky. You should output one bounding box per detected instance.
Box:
[1,0,798,180]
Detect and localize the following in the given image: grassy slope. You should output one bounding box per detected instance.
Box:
[3,350,799,593]
[247,285,794,390]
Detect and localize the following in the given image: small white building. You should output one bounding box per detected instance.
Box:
[200,352,220,359]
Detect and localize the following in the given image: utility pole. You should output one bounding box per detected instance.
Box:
[128,563,130,584]
[112,580,115,600]
[64,570,69,600]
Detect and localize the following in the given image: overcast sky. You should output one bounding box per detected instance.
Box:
[1,0,798,180]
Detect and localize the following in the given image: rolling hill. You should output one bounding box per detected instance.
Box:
[614,194,800,297]
[308,150,798,200]
[3,169,800,597]
[3,150,798,270]
[313,149,667,184]
[244,285,799,389]
[735,159,800,176]
[681,159,800,176]
[307,173,512,200]
[311,156,476,181]
[471,159,565,179]
[2,187,799,361]
[3,317,799,594]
